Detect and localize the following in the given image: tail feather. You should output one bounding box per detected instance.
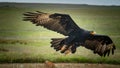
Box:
[51,38,66,52]
[51,38,77,54]
[51,38,64,44]
[50,38,65,48]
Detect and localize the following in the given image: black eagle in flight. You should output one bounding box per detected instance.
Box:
[23,11,116,57]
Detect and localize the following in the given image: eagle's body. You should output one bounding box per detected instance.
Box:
[23,11,116,57]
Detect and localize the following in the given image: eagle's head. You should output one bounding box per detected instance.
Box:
[90,31,96,35]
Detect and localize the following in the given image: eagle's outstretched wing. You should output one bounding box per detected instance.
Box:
[84,34,116,57]
[51,34,116,57]
[23,11,82,36]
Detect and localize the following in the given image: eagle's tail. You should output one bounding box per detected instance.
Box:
[50,38,77,54]
[51,38,65,51]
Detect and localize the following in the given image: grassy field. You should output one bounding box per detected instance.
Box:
[0,3,120,64]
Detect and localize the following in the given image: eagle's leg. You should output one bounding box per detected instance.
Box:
[60,36,77,54]
[60,36,75,49]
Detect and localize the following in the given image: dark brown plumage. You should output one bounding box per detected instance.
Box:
[23,11,116,57]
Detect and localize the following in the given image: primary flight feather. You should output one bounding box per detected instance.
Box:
[23,11,116,57]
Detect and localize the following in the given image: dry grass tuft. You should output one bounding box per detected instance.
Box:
[44,60,56,68]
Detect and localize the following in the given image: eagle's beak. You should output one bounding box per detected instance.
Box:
[90,31,96,35]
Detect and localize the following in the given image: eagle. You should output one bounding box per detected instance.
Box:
[23,11,116,57]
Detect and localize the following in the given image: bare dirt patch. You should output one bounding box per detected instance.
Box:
[0,63,119,68]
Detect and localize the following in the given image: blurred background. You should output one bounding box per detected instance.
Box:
[0,0,120,64]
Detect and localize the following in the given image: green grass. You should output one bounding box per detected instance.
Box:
[0,3,120,64]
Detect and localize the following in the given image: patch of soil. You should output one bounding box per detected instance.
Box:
[0,63,119,68]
